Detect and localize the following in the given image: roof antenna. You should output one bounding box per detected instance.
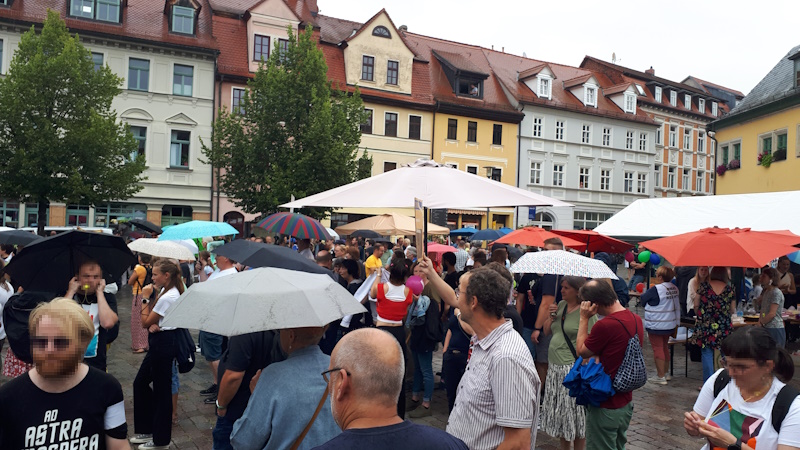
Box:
[612,52,616,64]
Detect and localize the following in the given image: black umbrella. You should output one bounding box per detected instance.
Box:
[0,229,42,246]
[349,229,383,239]
[129,219,163,234]
[5,230,136,293]
[212,239,330,275]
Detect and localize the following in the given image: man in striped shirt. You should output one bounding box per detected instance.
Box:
[421,257,540,449]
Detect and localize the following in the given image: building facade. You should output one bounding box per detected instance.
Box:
[0,0,217,228]
[709,44,800,195]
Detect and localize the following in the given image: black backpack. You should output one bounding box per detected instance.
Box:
[175,328,196,374]
[3,291,51,364]
[137,265,153,290]
[713,369,800,433]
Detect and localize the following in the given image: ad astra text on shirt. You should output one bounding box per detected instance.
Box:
[25,409,100,450]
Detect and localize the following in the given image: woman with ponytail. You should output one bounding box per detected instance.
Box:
[684,326,800,450]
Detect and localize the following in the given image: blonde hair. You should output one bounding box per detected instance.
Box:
[29,298,94,345]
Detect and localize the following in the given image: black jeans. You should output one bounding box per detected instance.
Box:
[134,330,178,446]
[442,349,468,412]
[378,325,408,419]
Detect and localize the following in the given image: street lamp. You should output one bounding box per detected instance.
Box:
[485,166,494,178]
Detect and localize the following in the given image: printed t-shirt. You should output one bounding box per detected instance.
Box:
[0,367,127,449]
[312,420,468,449]
[694,369,800,450]
[153,287,181,329]
[71,292,118,371]
[584,309,644,409]
[517,273,540,329]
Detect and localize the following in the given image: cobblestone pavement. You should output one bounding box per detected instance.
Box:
[3,285,798,449]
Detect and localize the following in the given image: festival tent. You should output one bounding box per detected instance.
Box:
[594,190,800,241]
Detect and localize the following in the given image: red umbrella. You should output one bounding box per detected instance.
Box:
[551,229,633,254]
[640,227,800,268]
[426,242,455,254]
[494,227,587,251]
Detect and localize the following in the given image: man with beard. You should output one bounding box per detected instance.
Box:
[314,328,466,449]
[0,298,129,449]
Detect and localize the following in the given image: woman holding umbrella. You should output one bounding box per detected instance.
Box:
[131,259,184,449]
[692,266,736,382]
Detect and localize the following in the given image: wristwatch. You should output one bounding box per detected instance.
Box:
[728,437,741,450]
[215,399,226,410]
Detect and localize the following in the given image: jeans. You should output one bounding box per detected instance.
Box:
[171,360,180,395]
[628,275,644,292]
[212,414,235,450]
[412,350,434,402]
[766,327,787,348]
[521,327,536,361]
[134,330,178,446]
[442,350,467,412]
[701,346,715,382]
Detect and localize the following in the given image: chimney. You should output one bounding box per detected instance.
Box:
[645,66,655,75]
[399,25,408,33]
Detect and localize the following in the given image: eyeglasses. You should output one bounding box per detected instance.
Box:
[31,337,72,351]
[720,357,758,374]
[321,367,351,383]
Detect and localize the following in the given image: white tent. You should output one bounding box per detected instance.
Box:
[594,190,800,241]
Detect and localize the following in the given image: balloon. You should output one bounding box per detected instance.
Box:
[624,251,634,262]
[649,253,661,266]
[637,251,651,263]
[406,276,424,296]
[636,283,645,293]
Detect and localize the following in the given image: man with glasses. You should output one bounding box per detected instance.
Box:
[0,298,128,449]
[315,328,467,449]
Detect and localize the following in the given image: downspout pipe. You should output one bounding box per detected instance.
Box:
[214,70,224,222]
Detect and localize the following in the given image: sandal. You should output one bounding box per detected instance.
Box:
[133,348,146,354]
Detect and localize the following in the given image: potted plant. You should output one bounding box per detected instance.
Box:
[716,164,727,176]
[773,148,787,161]
[758,152,773,168]
[727,159,740,170]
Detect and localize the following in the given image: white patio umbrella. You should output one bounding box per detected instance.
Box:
[335,212,451,236]
[128,238,196,261]
[510,250,618,280]
[282,159,573,209]
[325,227,340,239]
[160,267,367,336]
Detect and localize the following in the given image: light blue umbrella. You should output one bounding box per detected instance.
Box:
[499,227,513,235]
[158,220,238,241]
[470,229,504,242]
[449,227,478,237]
[788,250,800,265]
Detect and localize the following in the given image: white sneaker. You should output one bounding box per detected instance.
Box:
[139,441,170,450]
[130,435,152,444]
[648,376,667,385]
[665,374,672,381]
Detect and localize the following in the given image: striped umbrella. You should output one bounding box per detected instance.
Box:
[256,212,331,240]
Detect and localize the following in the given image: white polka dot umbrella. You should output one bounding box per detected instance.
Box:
[509,250,618,280]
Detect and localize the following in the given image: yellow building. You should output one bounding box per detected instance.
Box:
[710,45,800,195]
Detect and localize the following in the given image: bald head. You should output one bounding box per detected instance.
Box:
[332,328,404,405]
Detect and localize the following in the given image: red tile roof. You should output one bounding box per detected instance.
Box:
[603,83,633,96]
[562,73,594,89]
[209,0,316,24]
[0,0,218,53]
[518,63,554,81]
[214,14,250,78]
[316,14,361,44]
[684,76,745,98]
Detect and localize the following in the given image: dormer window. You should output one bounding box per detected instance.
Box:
[70,0,121,23]
[795,58,800,88]
[171,5,196,35]
[698,98,705,114]
[584,85,597,107]
[712,102,718,117]
[372,26,391,38]
[670,90,677,107]
[538,76,552,99]
[654,86,662,102]
[624,93,636,113]
[684,94,691,110]
[457,79,482,98]
[432,50,488,100]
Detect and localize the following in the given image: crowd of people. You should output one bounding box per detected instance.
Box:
[0,230,799,450]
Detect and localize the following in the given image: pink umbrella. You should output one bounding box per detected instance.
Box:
[426,243,455,254]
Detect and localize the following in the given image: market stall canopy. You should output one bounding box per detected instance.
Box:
[282,159,573,210]
[335,213,450,236]
[594,190,800,240]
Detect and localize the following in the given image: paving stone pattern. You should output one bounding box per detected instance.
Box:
[3,285,797,449]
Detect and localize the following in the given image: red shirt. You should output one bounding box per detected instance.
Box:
[584,309,644,409]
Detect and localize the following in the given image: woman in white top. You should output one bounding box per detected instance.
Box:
[685,326,800,450]
[777,256,796,299]
[687,266,709,315]
[131,259,184,449]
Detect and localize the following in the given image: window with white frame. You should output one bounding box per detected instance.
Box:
[670,90,677,107]
[625,131,634,150]
[600,169,611,191]
[602,127,611,147]
[573,211,612,230]
[683,127,692,150]
[655,86,663,102]
[635,84,645,96]
[669,125,677,147]
[698,98,705,114]
[579,167,590,189]
[656,124,663,146]
[170,130,191,168]
[585,85,597,107]
[532,116,543,138]
[696,171,704,192]
[624,93,636,113]
[581,124,591,144]
[667,167,676,188]
[552,164,564,186]
[637,173,647,194]
[682,168,690,190]
[639,132,647,151]
[712,102,718,117]
[697,131,705,153]
[684,94,691,109]
[654,164,661,187]
[530,161,542,184]
[538,77,552,99]
[623,172,633,193]
[555,120,565,141]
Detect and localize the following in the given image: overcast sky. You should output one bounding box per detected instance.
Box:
[320,0,798,96]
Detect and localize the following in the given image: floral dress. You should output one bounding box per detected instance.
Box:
[691,281,734,350]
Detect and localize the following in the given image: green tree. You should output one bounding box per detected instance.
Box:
[0,11,145,235]
[203,25,371,220]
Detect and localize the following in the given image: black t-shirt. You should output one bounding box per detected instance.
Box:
[70,292,118,371]
[633,255,648,276]
[443,270,461,291]
[0,367,127,449]
[312,420,468,450]
[504,304,524,336]
[517,273,540,328]
[180,262,194,287]
[535,274,563,306]
[445,313,470,353]
[216,330,283,420]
